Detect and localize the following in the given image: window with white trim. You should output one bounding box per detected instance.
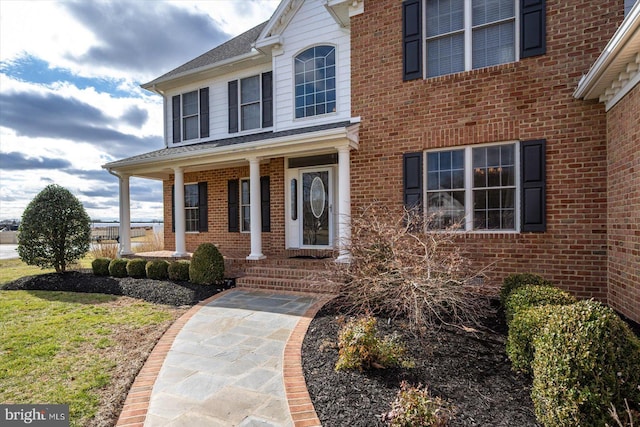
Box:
[425,0,516,78]
[185,183,200,232]
[240,178,251,232]
[294,45,336,118]
[228,72,273,133]
[426,142,517,230]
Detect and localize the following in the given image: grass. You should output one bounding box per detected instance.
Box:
[0,290,184,427]
[0,257,93,285]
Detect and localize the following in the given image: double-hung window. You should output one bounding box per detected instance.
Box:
[172,182,208,233]
[171,88,209,143]
[294,45,337,118]
[228,72,273,133]
[404,140,546,232]
[425,0,515,78]
[240,178,251,232]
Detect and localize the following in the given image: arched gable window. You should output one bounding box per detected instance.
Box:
[294,45,336,118]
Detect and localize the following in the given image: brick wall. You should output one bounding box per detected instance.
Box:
[606,83,640,323]
[163,158,285,257]
[349,0,623,298]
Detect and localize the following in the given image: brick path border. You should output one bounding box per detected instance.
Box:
[115,289,334,427]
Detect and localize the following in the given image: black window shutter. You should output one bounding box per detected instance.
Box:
[521,139,546,232]
[228,179,239,232]
[171,185,175,232]
[403,152,423,211]
[172,95,181,143]
[228,81,239,133]
[260,176,271,232]
[521,0,546,58]
[262,72,273,128]
[199,88,209,138]
[198,182,208,232]
[402,0,422,81]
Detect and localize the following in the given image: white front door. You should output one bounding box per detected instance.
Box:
[300,168,333,248]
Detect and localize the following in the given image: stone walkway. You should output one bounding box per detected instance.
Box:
[116,288,330,427]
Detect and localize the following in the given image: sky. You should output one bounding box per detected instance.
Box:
[0,0,280,222]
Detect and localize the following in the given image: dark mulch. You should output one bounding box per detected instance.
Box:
[302,300,541,427]
[1,271,232,306]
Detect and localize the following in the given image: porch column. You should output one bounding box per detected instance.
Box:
[119,173,133,256]
[173,167,187,256]
[247,157,265,260]
[336,146,351,262]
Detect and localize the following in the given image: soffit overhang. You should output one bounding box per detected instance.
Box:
[574,2,640,111]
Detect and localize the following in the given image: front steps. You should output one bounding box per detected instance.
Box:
[232,259,340,294]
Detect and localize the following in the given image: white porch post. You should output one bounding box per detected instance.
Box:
[247,157,265,260]
[336,146,351,262]
[173,167,187,256]
[119,173,133,255]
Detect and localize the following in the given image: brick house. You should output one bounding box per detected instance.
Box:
[104,0,639,321]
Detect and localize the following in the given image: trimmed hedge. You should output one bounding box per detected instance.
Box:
[168,261,190,281]
[126,258,147,279]
[189,243,224,285]
[531,300,640,427]
[91,257,111,276]
[108,258,128,278]
[146,260,169,280]
[506,305,556,374]
[504,285,576,325]
[500,273,553,307]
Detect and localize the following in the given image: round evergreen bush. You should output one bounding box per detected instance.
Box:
[531,300,640,427]
[504,285,576,325]
[189,243,224,285]
[108,258,128,278]
[126,258,147,279]
[168,261,190,281]
[506,304,556,374]
[146,260,169,280]
[92,257,112,276]
[499,273,553,307]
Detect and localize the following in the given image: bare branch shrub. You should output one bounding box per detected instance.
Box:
[331,203,490,331]
[135,229,164,253]
[90,242,118,259]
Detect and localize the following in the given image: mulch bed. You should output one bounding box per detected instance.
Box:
[302,300,541,426]
[1,271,231,306]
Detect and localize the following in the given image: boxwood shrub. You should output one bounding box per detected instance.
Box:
[531,300,640,427]
[91,257,111,276]
[146,260,169,280]
[499,273,553,307]
[506,305,557,374]
[504,285,576,325]
[126,258,147,279]
[168,261,190,281]
[189,243,224,285]
[108,258,128,278]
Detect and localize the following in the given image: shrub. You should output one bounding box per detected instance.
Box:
[126,258,147,278]
[189,243,224,285]
[18,184,91,273]
[383,381,454,427]
[146,260,169,280]
[331,204,488,331]
[499,273,553,307]
[90,241,118,259]
[108,259,128,278]
[335,316,413,371]
[506,304,556,374]
[91,258,112,276]
[168,261,190,281]
[504,285,576,325]
[531,300,640,427]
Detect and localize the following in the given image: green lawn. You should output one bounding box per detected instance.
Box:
[0,290,184,426]
[0,257,94,285]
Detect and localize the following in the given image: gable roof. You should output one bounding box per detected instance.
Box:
[142,21,268,89]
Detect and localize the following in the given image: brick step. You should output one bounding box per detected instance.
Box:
[235,276,340,294]
[243,266,324,280]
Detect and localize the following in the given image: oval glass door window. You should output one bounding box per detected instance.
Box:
[310,176,325,218]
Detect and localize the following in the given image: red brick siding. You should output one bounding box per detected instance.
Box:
[163,158,285,256]
[349,0,623,298]
[606,83,640,323]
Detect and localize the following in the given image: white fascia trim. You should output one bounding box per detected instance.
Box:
[141,50,264,90]
[255,35,284,49]
[105,124,360,171]
[574,1,640,99]
[605,68,640,111]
